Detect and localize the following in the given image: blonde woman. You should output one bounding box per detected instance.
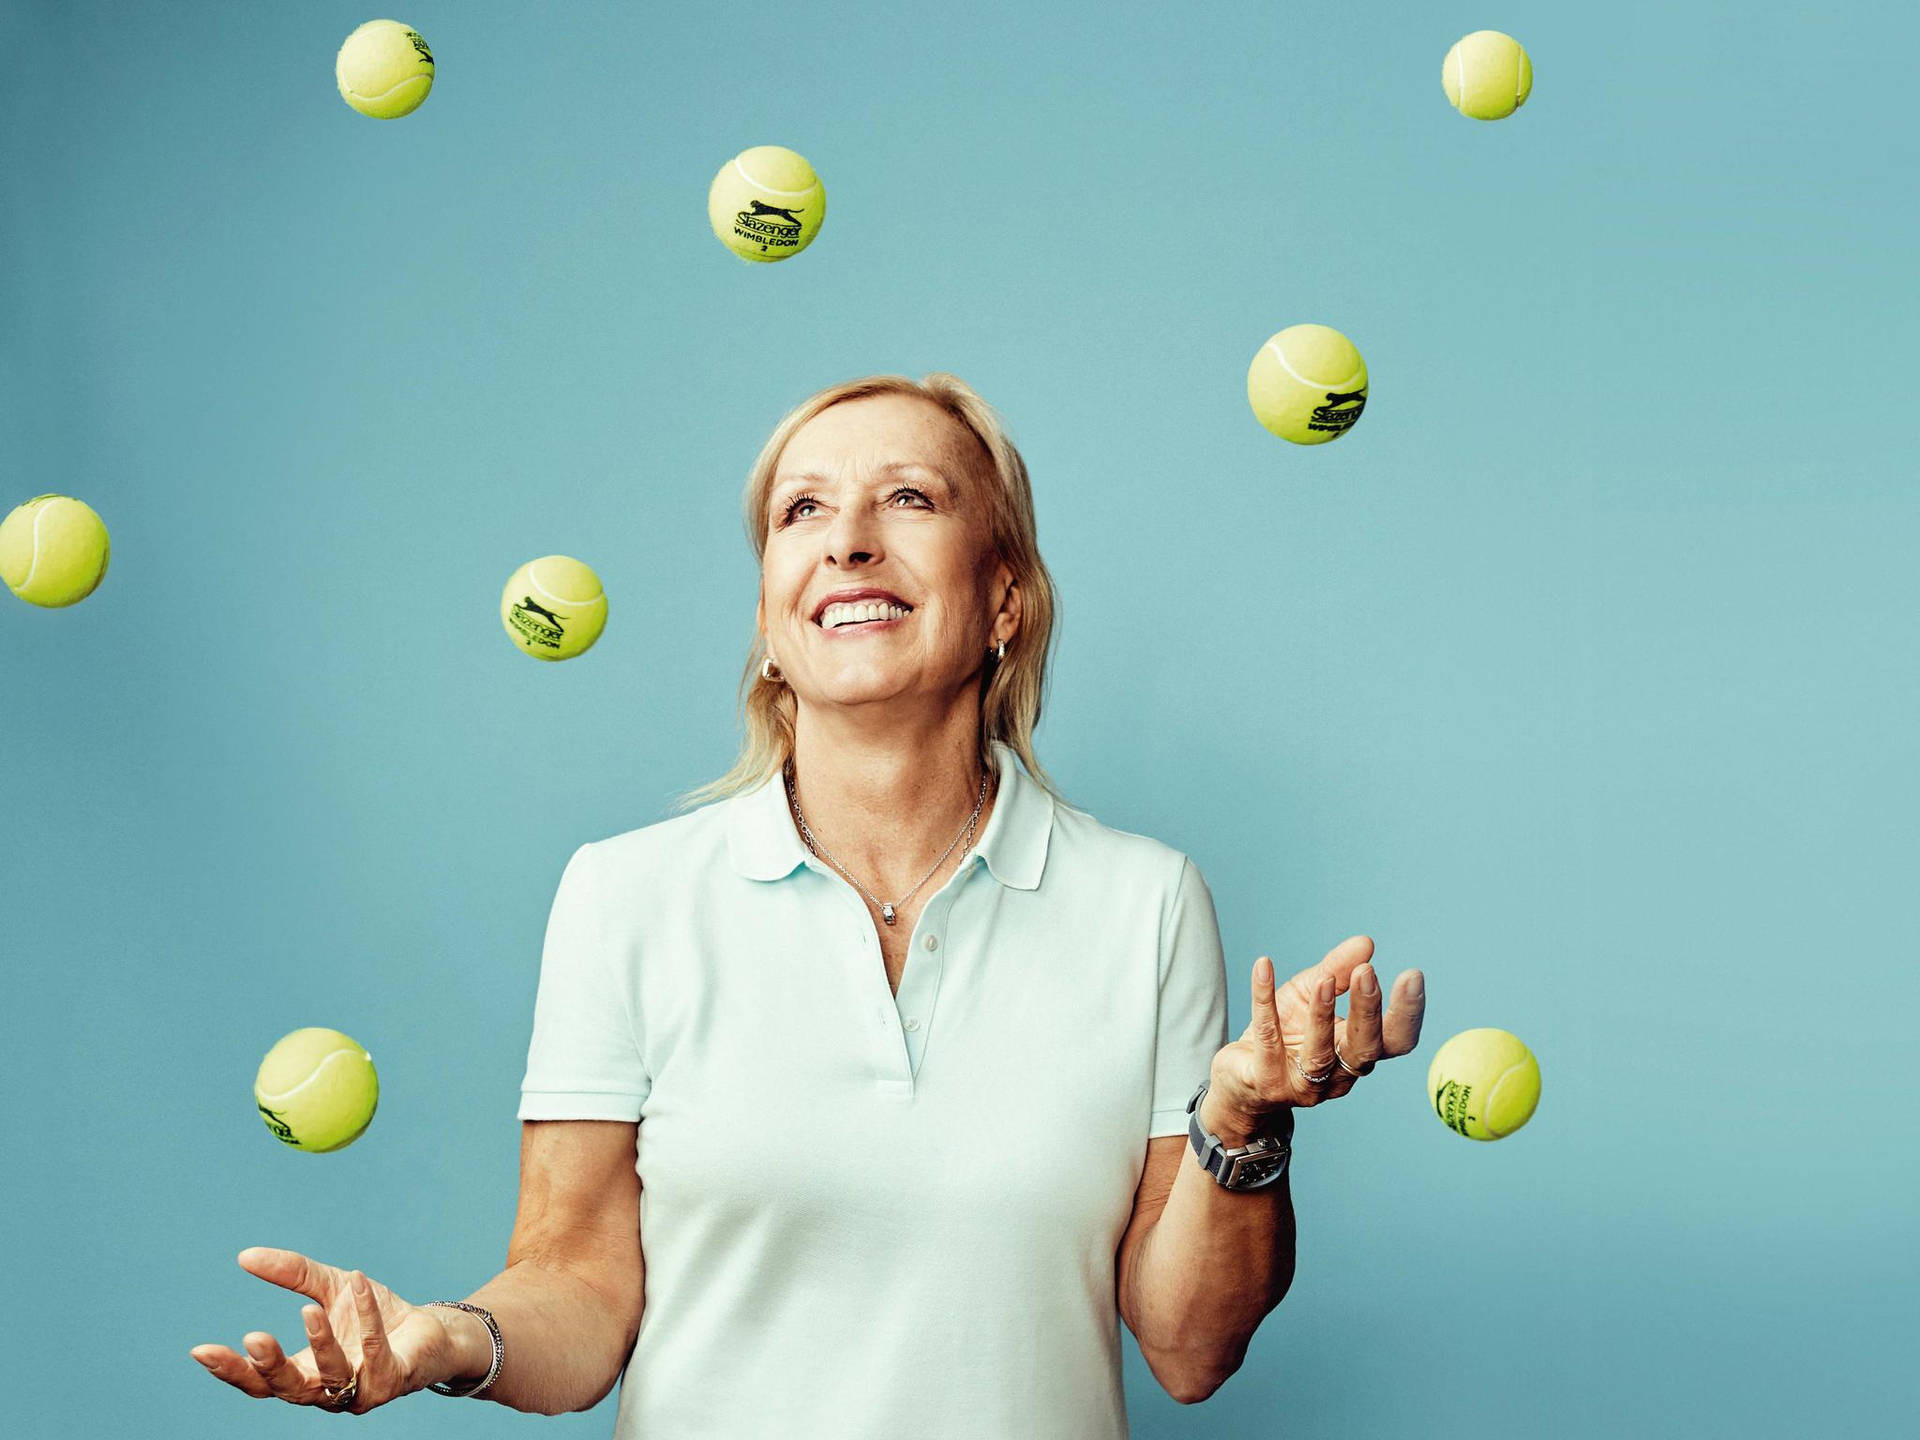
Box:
[191,374,1425,1433]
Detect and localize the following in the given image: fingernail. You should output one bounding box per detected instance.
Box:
[244,1339,268,1361]
[1318,976,1335,1003]
[190,1350,216,1368]
[1257,956,1273,982]
[1409,972,1425,995]
[1360,967,1379,995]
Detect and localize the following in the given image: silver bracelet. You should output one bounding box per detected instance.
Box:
[423,1300,504,1398]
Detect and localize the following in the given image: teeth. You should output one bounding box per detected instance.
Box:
[820,601,910,629]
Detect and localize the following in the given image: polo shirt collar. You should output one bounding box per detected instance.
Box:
[725,739,1053,891]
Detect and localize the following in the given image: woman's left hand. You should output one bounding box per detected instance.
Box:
[1203,937,1425,1140]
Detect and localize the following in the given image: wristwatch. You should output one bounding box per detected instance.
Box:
[1186,1079,1292,1191]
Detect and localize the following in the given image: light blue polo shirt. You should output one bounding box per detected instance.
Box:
[518,739,1229,1438]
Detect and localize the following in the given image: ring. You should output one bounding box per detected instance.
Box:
[1334,1048,1373,1078]
[320,1372,359,1409]
[1288,1048,1338,1087]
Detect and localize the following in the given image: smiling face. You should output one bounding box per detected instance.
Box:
[757,392,1018,717]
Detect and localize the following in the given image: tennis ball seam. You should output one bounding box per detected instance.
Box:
[18,501,54,594]
[256,1047,372,1106]
[1483,1059,1539,1137]
[343,74,432,105]
[1264,340,1364,394]
[733,157,818,198]
[526,562,605,611]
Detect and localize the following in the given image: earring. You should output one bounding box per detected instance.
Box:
[990,639,1006,661]
[761,655,782,682]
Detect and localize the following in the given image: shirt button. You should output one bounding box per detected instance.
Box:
[923,934,939,951]
[905,1018,921,1031]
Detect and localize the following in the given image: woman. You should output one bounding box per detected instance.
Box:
[190,373,1426,1433]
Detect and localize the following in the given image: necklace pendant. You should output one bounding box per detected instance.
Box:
[881,903,897,925]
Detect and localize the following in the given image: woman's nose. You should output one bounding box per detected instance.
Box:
[823,510,878,565]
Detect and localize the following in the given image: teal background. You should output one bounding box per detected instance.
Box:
[3,1,1912,1434]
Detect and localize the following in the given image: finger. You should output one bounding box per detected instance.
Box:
[239,1331,318,1402]
[1288,972,1339,1102]
[1339,962,1384,1070]
[1380,970,1427,1057]
[1318,934,1376,997]
[238,1247,345,1307]
[304,1303,354,1393]
[1279,935,1375,1013]
[1250,957,1284,1053]
[189,1344,274,1399]
[349,1270,393,1396]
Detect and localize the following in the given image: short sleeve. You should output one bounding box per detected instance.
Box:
[516,842,651,1121]
[1148,855,1230,1137]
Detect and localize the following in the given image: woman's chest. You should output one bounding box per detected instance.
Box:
[875,913,916,997]
[629,856,1175,1094]
[631,884,1167,1240]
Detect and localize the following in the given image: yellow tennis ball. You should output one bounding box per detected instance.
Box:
[501,555,608,660]
[1247,324,1369,445]
[707,145,826,262]
[1427,1028,1541,1141]
[1443,31,1532,120]
[336,19,435,119]
[0,494,111,608]
[254,1028,379,1153]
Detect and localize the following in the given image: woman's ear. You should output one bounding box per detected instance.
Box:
[998,573,1022,635]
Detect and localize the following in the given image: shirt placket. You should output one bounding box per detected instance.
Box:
[822,853,980,1088]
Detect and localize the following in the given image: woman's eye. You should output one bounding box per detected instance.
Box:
[782,487,928,524]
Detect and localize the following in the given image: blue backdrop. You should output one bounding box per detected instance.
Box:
[3,2,1911,1434]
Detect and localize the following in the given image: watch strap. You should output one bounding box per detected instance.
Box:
[1186,1079,1292,1191]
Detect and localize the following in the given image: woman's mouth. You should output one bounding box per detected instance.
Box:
[816,600,913,633]
[817,612,910,636]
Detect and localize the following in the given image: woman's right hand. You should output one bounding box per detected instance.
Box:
[190,1247,462,1414]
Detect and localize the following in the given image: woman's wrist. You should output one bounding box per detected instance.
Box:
[428,1304,497,1386]
[1199,1076,1291,1149]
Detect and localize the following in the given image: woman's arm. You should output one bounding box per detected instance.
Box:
[438,1119,645,1414]
[1134,940,1425,1403]
[1124,1106,1296,1404]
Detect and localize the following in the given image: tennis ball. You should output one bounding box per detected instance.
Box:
[255,1028,379,1152]
[336,19,435,119]
[1428,1028,1541,1141]
[1247,324,1369,444]
[708,146,826,262]
[0,494,111,608]
[501,555,608,661]
[1443,31,1532,120]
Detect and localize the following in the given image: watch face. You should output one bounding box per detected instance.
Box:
[1230,1153,1286,1187]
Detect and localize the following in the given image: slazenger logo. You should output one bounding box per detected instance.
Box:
[406,30,433,65]
[508,595,568,650]
[1433,1079,1475,1136]
[1310,389,1366,434]
[734,199,806,250]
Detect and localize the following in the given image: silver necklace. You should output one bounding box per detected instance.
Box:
[784,761,991,925]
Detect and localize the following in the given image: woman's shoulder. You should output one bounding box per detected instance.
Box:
[1047,792,1196,886]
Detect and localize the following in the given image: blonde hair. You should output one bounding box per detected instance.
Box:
[672,372,1065,812]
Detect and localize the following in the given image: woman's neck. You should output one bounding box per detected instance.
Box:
[785,718,997,894]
